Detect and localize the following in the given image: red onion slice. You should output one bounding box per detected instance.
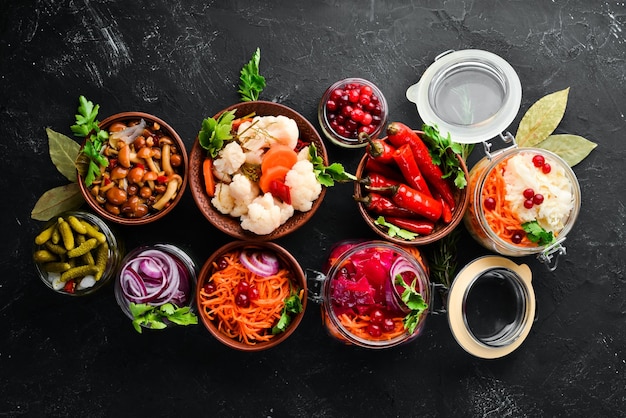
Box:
[239,250,280,277]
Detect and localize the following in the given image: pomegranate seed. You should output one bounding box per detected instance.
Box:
[484,197,496,210]
[533,193,544,205]
[523,188,535,199]
[542,163,552,174]
[524,199,534,209]
[511,232,524,244]
[532,154,545,167]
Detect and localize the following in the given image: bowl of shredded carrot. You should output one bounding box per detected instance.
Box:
[196,240,307,351]
[354,128,470,246]
[189,101,329,240]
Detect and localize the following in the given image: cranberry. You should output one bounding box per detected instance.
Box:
[359,94,370,106]
[382,317,395,332]
[511,231,524,244]
[358,125,373,134]
[324,81,384,139]
[248,286,260,300]
[367,323,382,338]
[203,282,216,295]
[216,256,229,270]
[523,188,535,199]
[370,308,385,325]
[235,292,250,308]
[533,193,544,205]
[524,199,534,209]
[237,280,250,294]
[532,154,545,167]
[330,88,343,101]
[348,89,360,103]
[341,105,353,118]
[350,108,364,123]
[326,100,337,112]
[484,197,496,210]
[361,113,373,126]
[542,163,552,174]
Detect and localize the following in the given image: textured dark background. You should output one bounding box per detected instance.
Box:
[1,1,625,417]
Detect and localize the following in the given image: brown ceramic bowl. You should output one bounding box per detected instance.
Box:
[196,241,307,351]
[354,131,470,245]
[189,101,328,240]
[77,112,188,226]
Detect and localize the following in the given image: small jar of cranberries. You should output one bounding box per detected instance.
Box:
[464,146,581,270]
[318,78,388,148]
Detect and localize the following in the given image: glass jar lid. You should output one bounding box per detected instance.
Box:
[406,49,522,144]
[446,256,535,359]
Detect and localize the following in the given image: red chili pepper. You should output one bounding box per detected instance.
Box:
[157,175,168,184]
[359,172,399,192]
[364,158,404,182]
[269,180,291,205]
[386,122,455,207]
[392,144,432,196]
[364,135,396,164]
[439,196,453,224]
[355,193,420,218]
[384,183,442,222]
[385,217,435,235]
[63,280,76,294]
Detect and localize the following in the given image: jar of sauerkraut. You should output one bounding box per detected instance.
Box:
[464,146,581,269]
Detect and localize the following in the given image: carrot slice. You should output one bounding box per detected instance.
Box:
[261,144,298,174]
[203,158,216,197]
[259,165,290,193]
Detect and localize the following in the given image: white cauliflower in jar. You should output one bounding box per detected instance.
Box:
[240,193,283,235]
[213,142,246,181]
[285,159,322,212]
[237,115,299,152]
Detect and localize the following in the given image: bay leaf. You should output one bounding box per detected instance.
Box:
[516,87,570,148]
[536,134,598,167]
[31,183,84,221]
[47,128,80,182]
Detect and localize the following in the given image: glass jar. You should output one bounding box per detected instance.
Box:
[318,77,388,148]
[464,146,581,269]
[316,240,430,349]
[115,243,198,331]
[33,210,124,296]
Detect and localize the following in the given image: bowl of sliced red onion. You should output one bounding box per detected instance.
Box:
[114,243,199,333]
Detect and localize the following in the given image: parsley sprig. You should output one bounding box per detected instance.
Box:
[71,96,109,187]
[272,292,303,335]
[394,275,429,334]
[421,124,472,189]
[308,143,356,186]
[129,302,198,333]
[198,109,237,158]
[522,220,555,246]
[238,48,266,102]
[374,216,418,240]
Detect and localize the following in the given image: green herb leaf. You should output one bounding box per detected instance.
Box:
[308,143,356,186]
[71,96,109,187]
[374,216,418,240]
[128,302,198,334]
[394,275,428,334]
[238,48,266,102]
[421,124,470,189]
[516,88,569,148]
[272,293,303,335]
[31,183,84,221]
[198,109,237,158]
[47,128,80,182]
[522,220,554,246]
[535,134,597,167]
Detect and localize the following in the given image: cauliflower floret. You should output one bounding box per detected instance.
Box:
[285,159,322,212]
[245,149,264,165]
[297,145,311,161]
[238,115,299,151]
[228,174,259,217]
[240,193,282,235]
[211,183,235,215]
[274,197,295,225]
[213,142,246,178]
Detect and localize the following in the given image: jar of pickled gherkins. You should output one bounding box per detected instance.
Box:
[32,211,124,296]
[464,146,581,269]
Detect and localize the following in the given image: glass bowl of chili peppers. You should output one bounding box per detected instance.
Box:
[195,240,307,351]
[353,122,470,246]
[76,111,189,226]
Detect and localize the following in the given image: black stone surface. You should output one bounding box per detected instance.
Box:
[2,1,625,417]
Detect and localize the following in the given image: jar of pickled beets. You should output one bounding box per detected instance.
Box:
[318,78,388,148]
[318,240,430,349]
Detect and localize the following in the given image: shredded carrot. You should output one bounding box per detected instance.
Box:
[479,160,534,247]
[198,250,298,345]
[337,312,407,341]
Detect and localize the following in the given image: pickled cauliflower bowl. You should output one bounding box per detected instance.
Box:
[189,101,329,240]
